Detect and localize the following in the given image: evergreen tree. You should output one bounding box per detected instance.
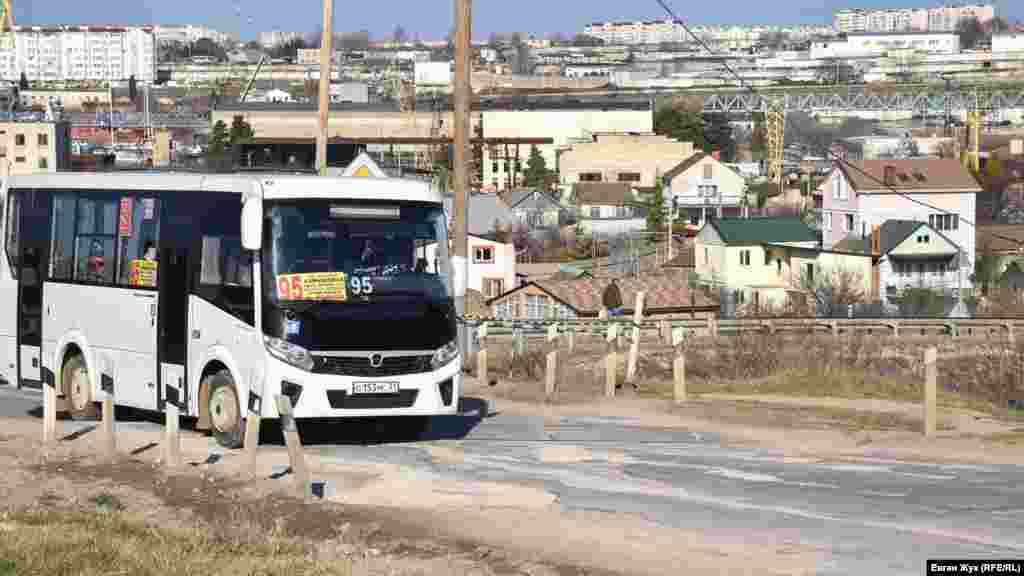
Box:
[208,121,230,156]
[523,145,549,189]
[646,179,666,233]
[228,115,254,147]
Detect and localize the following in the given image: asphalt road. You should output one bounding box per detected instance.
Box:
[3,383,1022,575]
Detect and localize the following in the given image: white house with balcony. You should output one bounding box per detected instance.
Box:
[819,158,980,296]
[424,233,516,300]
[663,152,747,226]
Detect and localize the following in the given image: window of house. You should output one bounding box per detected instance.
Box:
[474,246,494,263]
[526,294,548,319]
[699,184,718,198]
[0,145,7,158]
[832,177,840,199]
[703,164,714,179]
[38,157,47,169]
[491,162,498,173]
[704,247,709,264]
[805,263,814,283]
[483,278,503,298]
[845,213,854,232]
[37,133,47,146]
[740,250,751,266]
[824,212,832,231]
[14,156,24,163]
[734,290,745,305]
[590,207,600,219]
[579,172,602,182]
[617,172,641,183]
[14,134,24,146]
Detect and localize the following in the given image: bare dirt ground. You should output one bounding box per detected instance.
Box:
[0,415,832,576]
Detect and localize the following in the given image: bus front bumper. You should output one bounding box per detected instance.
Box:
[263,355,462,419]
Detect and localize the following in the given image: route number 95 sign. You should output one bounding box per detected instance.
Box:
[275,272,375,301]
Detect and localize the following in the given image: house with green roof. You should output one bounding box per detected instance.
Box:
[694,217,875,313]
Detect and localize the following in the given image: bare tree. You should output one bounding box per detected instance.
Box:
[790,264,867,318]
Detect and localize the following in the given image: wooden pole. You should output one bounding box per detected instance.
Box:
[546,322,558,398]
[163,402,182,468]
[477,322,489,386]
[626,291,646,386]
[452,0,472,362]
[923,347,937,437]
[315,0,334,175]
[605,322,619,397]
[276,396,311,501]
[101,396,116,459]
[43,381,57,445]
[672,326,686,403]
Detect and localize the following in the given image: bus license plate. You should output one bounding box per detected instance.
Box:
[351,382,399,395]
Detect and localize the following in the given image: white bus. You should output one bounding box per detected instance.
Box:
[0,171,461,447]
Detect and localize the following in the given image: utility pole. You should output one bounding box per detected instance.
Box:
[452,0,472,360]
[316,0,334,175]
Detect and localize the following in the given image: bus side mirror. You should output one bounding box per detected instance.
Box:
[241,198,262,251]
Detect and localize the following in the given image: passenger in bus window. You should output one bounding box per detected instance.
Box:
[87,239,106,282]
[143,240,157,261]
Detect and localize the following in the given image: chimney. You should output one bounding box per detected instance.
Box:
[871,225,881,256]
[883,165,897,186]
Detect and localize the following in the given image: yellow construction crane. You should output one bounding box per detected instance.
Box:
[766,106,786,192]
[0,0,13,31]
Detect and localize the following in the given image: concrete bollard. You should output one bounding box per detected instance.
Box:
[567,327,576,353]
[276,395,311,501]
[244,411,261,471]
[163,402,182,468]
[923,347,937,437]
[626,292,646,386]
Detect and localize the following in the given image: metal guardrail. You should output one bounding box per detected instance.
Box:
[465,316,1024,339]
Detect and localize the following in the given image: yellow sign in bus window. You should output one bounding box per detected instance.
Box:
[130,260,158,288]
[276,272,348,302]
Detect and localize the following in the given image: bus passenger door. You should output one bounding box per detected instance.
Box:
[17,189,49,389]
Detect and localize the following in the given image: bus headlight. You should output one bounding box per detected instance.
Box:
[431,340,459,371]
[264,336,315,372]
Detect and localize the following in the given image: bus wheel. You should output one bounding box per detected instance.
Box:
[64,355,98,420]
[206,371,243,449]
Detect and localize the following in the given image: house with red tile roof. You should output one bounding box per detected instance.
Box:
[485,274,717,320]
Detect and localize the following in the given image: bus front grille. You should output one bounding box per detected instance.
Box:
[326,390,419,409]
[312,355,433,377]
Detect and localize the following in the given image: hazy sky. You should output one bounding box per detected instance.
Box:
[13,0,1022,40]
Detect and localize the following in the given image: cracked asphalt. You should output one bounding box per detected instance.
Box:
[3,383,1023,575]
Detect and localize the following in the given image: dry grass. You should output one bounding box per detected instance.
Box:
[0,508,353,576]
[984,429,1024,446]
[479,330,1024,420]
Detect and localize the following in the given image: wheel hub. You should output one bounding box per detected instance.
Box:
[210,387,238,434]
[69,366,90,412]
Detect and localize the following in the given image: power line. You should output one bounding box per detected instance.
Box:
[652,0,984,232]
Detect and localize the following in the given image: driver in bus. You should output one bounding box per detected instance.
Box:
[143,240,157,261]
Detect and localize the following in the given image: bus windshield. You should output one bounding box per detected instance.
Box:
[262,199,454,351]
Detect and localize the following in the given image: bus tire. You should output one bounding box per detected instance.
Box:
[205,371,243,449]
[64,354,98,420]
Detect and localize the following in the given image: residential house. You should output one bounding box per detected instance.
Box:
[571,182,647,237]
[835,219,965,306]
[663,152,747,226]
[425,233,516,300]
[500,189,568,229]
[694,217,874,312]
[487,275,718,321]
[818,159,980,292]
[558,133,695,190]
[443,193,516,237]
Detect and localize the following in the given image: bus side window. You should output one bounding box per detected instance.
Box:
[49,195,76,281]
[5,191,19,278]
[200,235,251,288]
[116,196,160,288]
